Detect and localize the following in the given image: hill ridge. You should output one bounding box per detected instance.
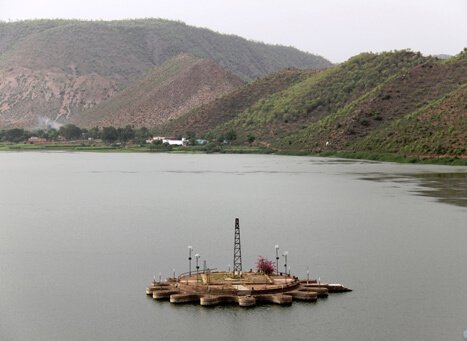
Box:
[72,53,244,127]
[157,67,315,136]
[0,18,331,128]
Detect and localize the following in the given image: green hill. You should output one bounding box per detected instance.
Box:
[157,67,314,137]
[279,51,467,152]
[164,50,466,161]
[350,84,466,157]
[210,50,427,143]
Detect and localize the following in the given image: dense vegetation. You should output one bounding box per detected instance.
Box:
[351,85,466,157]
[212,50,427,142]
[277,50,467,154]
[0,124,150,144]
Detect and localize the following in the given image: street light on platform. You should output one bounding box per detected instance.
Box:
[275,245,280,275]
[195,253,200,283]
[282,251,288,276]
[188,245,193,276]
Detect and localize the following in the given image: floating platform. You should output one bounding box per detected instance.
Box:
[146,271,351,307]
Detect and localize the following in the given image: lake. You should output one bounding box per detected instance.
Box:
[0,152,466,341]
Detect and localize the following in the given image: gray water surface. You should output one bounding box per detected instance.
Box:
[0,152,466,341]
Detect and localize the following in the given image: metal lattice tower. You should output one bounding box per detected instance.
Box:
[233,218,242,273]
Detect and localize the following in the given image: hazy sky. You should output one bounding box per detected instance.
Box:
[1,0,466,62]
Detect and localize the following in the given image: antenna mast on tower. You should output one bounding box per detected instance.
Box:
[233,218,242,273]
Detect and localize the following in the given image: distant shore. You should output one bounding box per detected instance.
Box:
[1,142,466,166]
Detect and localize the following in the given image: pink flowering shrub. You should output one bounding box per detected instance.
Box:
[256,256,275,274]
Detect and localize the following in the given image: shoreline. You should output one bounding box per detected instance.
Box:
[1,142,466,166]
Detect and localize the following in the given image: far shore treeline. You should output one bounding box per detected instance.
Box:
[0,124,240,144]
[0,125,148,144]
[1,124,466,165]
[0,124,242,152]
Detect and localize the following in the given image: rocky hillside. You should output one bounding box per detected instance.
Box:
[73,54,244,127]
[0,66,118,128]
[0,19,330,128]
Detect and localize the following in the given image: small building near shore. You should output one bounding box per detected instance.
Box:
[28,136,48,144]
[146,136,165,144]
[163,137,187,146]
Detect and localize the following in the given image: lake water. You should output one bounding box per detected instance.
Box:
[0,152,466,341]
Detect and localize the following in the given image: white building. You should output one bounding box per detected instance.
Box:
[163,137,187,146]
[146,136,165,144]
[146,136,189,146]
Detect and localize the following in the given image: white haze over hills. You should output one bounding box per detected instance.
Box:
[0,0,466,62]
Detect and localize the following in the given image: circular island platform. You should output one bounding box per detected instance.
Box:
[146,271,351,307]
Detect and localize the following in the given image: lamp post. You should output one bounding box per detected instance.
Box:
[195,253,200,284]
[282,251,288,276]
[188,246,193,276]
[307,266,310,284]
[275,245,280,275]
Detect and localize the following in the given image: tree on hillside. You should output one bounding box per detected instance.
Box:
[102,126,118,143]
[87,127,101,139]
[4,128,26,142]
[47,128,59,140]
[134,127,150,144]
[225,129,237,142]
[117,125,135,142]
[59,124,82,140]
[34,129,47,138]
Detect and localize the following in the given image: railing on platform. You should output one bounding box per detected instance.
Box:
[177,268,218,280]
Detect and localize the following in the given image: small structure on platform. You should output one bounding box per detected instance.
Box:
[146,218,351,307]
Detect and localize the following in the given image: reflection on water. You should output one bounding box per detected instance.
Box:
[314,158,379,164]
[412,173,467,207]
[360,172,467,207]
